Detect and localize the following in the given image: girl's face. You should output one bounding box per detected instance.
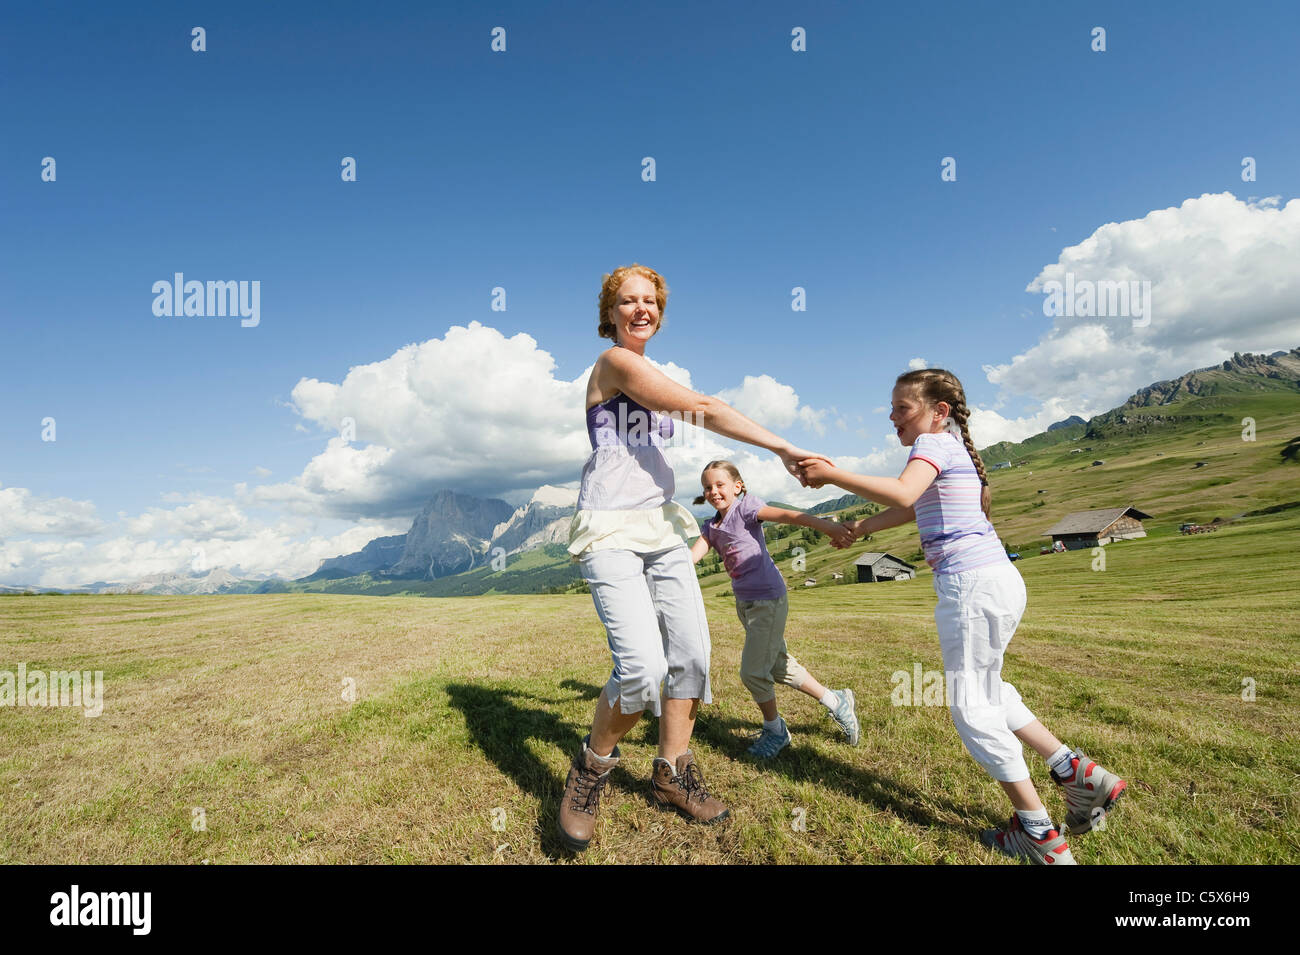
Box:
[701,469,743,512]
[611,275,661,348]
[889,385,949,447]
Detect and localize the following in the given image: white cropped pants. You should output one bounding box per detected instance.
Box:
[579,544,712,717]
[933,560,1036,782]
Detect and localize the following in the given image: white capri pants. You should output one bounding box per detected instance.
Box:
[933,560,1036,782]
[579,543,712,717]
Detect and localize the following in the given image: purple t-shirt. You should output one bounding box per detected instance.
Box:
[700,493,787,601]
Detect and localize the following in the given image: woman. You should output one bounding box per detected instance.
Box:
[558,263,833,852]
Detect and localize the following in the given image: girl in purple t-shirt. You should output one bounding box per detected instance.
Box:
[689,460,861,758]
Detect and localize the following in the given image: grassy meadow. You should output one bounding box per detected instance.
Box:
[1,504,1297,864]
[2,390,1298,863]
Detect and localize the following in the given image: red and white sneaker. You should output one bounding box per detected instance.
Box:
[981,814,1077,865]
[1051,750,1127,835]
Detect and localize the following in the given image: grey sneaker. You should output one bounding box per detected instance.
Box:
[1051,750,1128,835]
[746,717,791,759]
[980,814,1077,865]
[827,688,860,745]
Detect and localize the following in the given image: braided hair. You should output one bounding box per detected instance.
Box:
[895,368,993,518]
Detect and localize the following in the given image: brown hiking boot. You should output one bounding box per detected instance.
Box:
[557,736,619,852]
[650,751,729,824]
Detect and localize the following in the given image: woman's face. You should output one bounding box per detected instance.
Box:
[610,275,661,348]
[889,385,947,447]
[701,469,742,511]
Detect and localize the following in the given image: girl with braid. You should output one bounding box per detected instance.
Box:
[799,368,1127,865]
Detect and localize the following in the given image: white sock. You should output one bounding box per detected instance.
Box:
[1016,808,1054,839]
[1047,745,1075,778]
[763,716,783,734]
[819,689,839,708]
[586,737,614,760]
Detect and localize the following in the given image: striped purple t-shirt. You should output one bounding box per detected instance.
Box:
[907,432,1007,575]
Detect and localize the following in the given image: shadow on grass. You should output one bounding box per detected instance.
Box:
[446,680,642,858]
[450,678,992,849]
[558,679,601,700]
[687,710,995,837]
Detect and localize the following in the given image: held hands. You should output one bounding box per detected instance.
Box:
[845,518,871,541]
[822,519,855,549]
[780,446,834,487]
[798,457,837,489]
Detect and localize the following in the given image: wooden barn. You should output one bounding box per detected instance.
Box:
[855,552,917,582]
[1042,505,1153,550]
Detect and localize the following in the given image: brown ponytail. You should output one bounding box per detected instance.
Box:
[895,369,992,519]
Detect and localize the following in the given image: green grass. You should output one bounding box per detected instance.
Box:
[1,389,1297,863]
[0,507,1296,864]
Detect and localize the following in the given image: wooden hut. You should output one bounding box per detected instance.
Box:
[1042,506,1152,550]
[854,553,917,582]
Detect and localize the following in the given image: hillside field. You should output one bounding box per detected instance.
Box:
[725,389,1300,597]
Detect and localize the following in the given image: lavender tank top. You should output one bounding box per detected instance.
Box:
[576,392,677,510]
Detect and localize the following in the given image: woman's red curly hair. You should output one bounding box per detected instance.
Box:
[597,264,669,341]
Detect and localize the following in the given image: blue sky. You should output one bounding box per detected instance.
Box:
[3,0,1299,585]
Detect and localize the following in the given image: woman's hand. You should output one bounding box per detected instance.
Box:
[780,446,833,486]
[798,457,838,489]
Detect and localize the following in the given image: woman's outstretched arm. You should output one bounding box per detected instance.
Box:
[602,346,832,479]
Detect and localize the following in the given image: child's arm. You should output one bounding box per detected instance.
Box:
[799,458,938,510]
[756,505,855,548]
[851,505,916,538]
[689,534,711,565]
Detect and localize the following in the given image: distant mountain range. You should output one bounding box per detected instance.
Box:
[10,348,1296,596]
[1125,348,1300,407]
[306,484,576,583]
[981,347,1300,461]
[1048,415,1086,432]
[99,567,260,595]
[8,485,581,596]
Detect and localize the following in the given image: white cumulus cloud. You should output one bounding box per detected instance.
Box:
[0,485,105,538]
[715,374,828,435]
[984,193,1300,422]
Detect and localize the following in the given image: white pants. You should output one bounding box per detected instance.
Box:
[579,544,712,716]
[933,561,1036,782]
